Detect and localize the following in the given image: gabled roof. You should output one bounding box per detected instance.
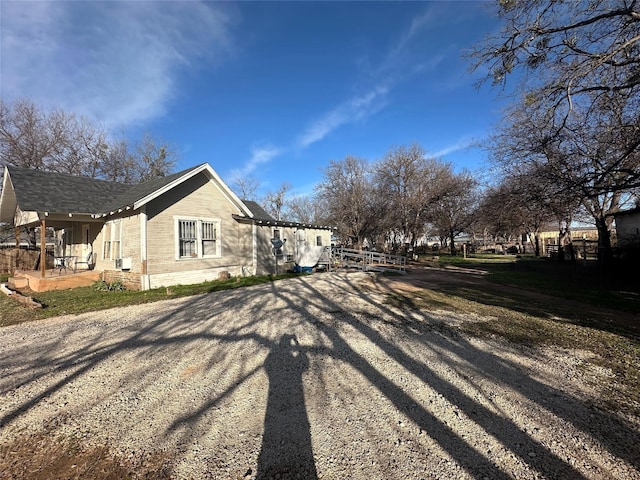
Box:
[100,164,203,214]
[0,163,253,223]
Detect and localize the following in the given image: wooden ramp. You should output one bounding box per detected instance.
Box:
[332,247,407,274]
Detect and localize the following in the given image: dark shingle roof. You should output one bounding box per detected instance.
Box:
[235,199,333,230]
[242,200,276,221]
[6,164,204,216]
[100,164,203,213]
[8,167,130,215]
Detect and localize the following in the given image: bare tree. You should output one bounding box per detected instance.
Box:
[488,91,635,262]
[132,132,176,182]
[233,176,260,201]
[427,169,478,256]
[0,99,177,183]
[374,143,451,252]
[286,194,324,224]
[1,99,68,171]
[262,182,292,221]
[472,1,640,264]
[97,139,136,184]
[472,0,640,105]
[316,156,381,249]
[477,168,572,256]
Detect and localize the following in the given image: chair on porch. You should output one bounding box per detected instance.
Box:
[74,252,96,271]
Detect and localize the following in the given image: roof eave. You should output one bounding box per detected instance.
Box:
[128,164,254,218]
[231,214,334,230]
[0,168,17,224]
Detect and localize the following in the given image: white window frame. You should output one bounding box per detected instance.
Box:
[102,219,122,260]
[174,216,221,260]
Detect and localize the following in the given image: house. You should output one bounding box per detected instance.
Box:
[614,207,640,249]
[0,164,333,291]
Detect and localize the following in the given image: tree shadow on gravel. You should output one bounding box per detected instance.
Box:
[276,278,593,480]
[1,273,639,479]
[256,334,317,480]
[329,274,640,475]
[0,286,269,428]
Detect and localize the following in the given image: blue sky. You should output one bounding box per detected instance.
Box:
[1,1,508,197]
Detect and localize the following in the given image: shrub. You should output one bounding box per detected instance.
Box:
[93,280,127,292]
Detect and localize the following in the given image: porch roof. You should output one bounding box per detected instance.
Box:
[3,166,130,217]
[233,200,334,231]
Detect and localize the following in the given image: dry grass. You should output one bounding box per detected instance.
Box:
[383,283,640,417]
[0,431,172,480]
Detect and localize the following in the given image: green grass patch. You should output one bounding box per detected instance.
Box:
[0,273,298,327]
[427,254,640,314]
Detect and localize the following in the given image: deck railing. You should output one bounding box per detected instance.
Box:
[332,247,406,274]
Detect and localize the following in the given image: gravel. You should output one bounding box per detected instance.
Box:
[0,271,638,479]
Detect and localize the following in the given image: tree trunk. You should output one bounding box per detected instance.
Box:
[449,230,456,256]
[595,217,613,268]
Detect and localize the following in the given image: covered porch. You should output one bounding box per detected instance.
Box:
[5,216,102,292]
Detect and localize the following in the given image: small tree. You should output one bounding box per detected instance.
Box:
[374,143,450,252]
[316,156,381,249]
[428,169,478,256]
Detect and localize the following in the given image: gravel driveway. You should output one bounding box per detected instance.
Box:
[0,271,638,479]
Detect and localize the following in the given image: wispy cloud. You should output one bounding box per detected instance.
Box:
[0,1,237,128]
[233,5,455,179]
[387,8,438,62]
[296,85,389,149]
[229,145,282,181]
[432,136,477,158]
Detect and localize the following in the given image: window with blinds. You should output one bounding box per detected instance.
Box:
[102,219,122,260]
[176,218,221,259]
[201,221,217,256]
[179,220,197,257]
[103,223,111,260]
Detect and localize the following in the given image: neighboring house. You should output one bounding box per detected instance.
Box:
[0,164,333,290]
[614,207,640,249]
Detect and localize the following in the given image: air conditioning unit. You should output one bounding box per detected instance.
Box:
[115,257,132,270]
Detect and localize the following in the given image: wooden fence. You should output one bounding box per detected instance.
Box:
[0,247,54,274]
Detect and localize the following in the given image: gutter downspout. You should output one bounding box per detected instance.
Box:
[252,222,257,275]
[140,206,150,290]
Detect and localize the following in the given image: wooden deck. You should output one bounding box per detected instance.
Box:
[9,269,101,292]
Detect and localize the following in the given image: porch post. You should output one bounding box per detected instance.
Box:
[40,218,46,278]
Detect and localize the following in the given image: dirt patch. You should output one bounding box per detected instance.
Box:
[373,264,640,334]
